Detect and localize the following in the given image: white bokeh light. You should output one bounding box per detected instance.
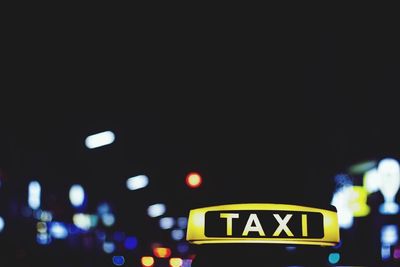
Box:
[377,158,400,214]
[28,181,41,210]
[85,131,115,149]
[126,175,149,190]
[69,184,85,208]
[147,203,166,218]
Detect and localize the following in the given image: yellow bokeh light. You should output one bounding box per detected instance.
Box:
[141,256,155,266]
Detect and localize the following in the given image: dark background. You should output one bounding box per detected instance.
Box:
[1,19,400,266]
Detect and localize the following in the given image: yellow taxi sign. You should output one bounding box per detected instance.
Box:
[186,203,340,246]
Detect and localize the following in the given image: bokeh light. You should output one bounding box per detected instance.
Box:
[141,256,154,267]
[185,172,202,188]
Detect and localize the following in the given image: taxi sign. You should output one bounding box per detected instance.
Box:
[186,203,340,246]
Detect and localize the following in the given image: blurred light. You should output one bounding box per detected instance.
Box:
[170,258,183,267]
[39,210,53,222]
[96,230,106,241]
[37,222,47,233]
[177,242,189,254]
[185,172,202,188]
[171,229,185,241]
[328,252,340,264]
[103,241,115,254]
[394,247,400,259]
[69,184,85,208]
[113,231,125,242]
[36,233,52,245]
[34,210,52,221]
[153,247,171,258]
[285,246,296,252]
[381,244,391,260]
[73,213,92,230]
[378,158,400,215]
[159,217,175,229]
[126,175,149,190]
[348,186,370,217]
[0,216,4,233]
[28,181,41,210]
[85,130,115,149]
[124,236,138,250]
[49,222,68,239]
[182,259,192,267]
[112,256,125,266]
[349,160,377,175]
[334,174,353,187]
[147,203,166,218]
[331,186,354,229]
[141,256,154,267]
[381,225,398,246]
[363,168,380,194]
[97,202,111,215]
[177,217,188,229]
[101,213,115,226]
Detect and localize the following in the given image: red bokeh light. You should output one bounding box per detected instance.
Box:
[185,172,202,188]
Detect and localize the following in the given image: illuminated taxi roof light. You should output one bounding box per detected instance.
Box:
[186,203,340,246]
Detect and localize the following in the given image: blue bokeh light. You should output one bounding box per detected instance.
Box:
[112,256,125,266]
[124,236,138,250]
[328,252,340,264]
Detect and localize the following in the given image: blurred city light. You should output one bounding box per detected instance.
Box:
[147,203,166,218]
[377,158,400,214]
[49,222,68,239]
[126,175,149,190]
[101,213,115,226]
[112,256,125,266]
[177,217,188,229]
[69,184,85,208]
[331,186,354,229]
[334,174,353,187]
[159,217,175,229]
[36,210,53,222]
[285,246,296,252]
[185,172,202,188]
[349,160,377,175]
[381,244,391,260]
[73,213,98,230]
[394,247,400,259]
[36,232,51,245]
[0,216,4,233]
[97,202,111,215]
[28,181,41,210]
[381,225,398,246]
[124,236,138,250]
[113,231,125,242]
[182,259,192,267]
[171,229,185,241]
[153,247,171,258]
[102,241,115,254]
[37,222,47,233]
[348,186,370,217]
[328,252,340,264]
[141,256,155,267]
[169,257,183,267]
[177,242,189,254]
[85,130,115,149]
[363,168,381,194]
